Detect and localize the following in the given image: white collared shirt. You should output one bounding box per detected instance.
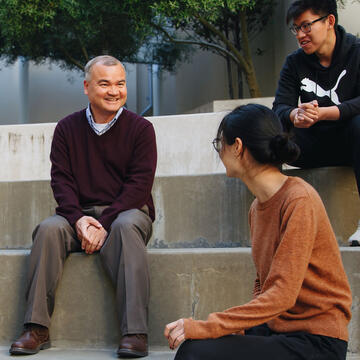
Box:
[86,105,124,136]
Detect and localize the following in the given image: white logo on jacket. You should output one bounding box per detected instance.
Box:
[300,69,346,105]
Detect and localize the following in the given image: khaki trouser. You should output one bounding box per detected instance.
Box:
[24,206,152,335]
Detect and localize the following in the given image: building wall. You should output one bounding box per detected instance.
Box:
[28,62,87,123]
[157,50,230,115]
[0,60,143,125]
[0,61,22,125]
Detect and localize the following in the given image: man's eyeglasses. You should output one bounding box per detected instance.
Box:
[289,15,328,35]
[212,138,221,153]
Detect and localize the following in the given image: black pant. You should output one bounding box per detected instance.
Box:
[174,324,347,360]
[289,115,360,196]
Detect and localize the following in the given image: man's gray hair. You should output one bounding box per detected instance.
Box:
[84,55,124,81]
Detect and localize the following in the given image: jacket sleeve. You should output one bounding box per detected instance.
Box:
[184,197,316,340]
[337,75,360,120]
[50,123,83,226]
[338,96,360,120]
[98,123,157,231]
[272,55,301,131]
[337,44,360,120]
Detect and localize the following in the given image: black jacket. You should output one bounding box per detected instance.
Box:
[273,26,360,131]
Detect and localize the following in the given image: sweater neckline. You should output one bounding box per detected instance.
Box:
[255,176,293,210]
[84,108,126,138]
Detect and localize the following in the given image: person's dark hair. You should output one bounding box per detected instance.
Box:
[286,0,338,26]
[216,104,300,166]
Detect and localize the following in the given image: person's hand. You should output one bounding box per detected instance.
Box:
[75,216,104,253]
[164,319,185,350]
[83,225,108,254]
[76,216,102,240]
[292,100,319,128]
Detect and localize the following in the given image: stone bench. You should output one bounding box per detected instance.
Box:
[1,248,360,354]
[1,167,359,249]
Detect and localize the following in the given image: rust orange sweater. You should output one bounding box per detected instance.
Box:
[184,177,352,341]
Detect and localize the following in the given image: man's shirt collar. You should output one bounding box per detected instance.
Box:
[86,104,123,136]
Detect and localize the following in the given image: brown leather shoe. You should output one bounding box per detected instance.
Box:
[9,324,51,355]
[117,334,148,358]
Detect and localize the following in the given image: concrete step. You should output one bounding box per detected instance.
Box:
[0,113,226,183]
[0,174,253,249]
[1,349,360,360]
[1,248,360,354]
[1,167,359,250]
[0,346,175,359]
[0,348,359,360]
[0,248,255,348]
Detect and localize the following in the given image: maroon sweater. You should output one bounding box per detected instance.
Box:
[50,108,157,231]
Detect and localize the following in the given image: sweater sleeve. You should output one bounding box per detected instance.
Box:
[98,123,157,231]
[272,55,301,131]
[253,275,261,298]
[50,123,83,226]
[184,196,316,340]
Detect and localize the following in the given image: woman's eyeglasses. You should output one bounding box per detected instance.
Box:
[212,138,221,153]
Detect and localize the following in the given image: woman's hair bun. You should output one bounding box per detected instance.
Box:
[217,104,300,166]
[269,133,300,164]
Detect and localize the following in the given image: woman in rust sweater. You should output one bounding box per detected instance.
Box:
[164,104,352,360]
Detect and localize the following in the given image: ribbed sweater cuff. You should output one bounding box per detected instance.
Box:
[183,318,196,339]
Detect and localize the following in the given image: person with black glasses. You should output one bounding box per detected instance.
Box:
[164,104,351,360]
[273,0,360,246]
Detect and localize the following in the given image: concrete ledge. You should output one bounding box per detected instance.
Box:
[0,248,255,348]
[1,167,358,249]
[0,346,176,359]
[0,348,357,360]
[188,97,275,114]
[285,167,360,244]
[0,175,252,249]
[1,248,359,352]
[0,113,227,182]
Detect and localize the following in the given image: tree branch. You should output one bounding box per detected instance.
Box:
[194,13,249,73]
[81,45,89,63]
[60,47,85,71]
[239,10,251,67]
[153,23,241,65]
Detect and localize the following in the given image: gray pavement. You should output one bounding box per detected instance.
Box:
[0,347,176,360]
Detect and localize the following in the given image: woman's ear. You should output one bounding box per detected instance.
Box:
[234,137,244,158]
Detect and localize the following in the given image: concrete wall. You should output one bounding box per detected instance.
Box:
[1,167,358,250]
[157,50,231,115]
[188,97,275,114]
[0,113,226,182]
[2,249,360,351]
[0,60,22,124]
[0,249,256,347]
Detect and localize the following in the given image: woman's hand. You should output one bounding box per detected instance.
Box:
[164,319,186,350]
